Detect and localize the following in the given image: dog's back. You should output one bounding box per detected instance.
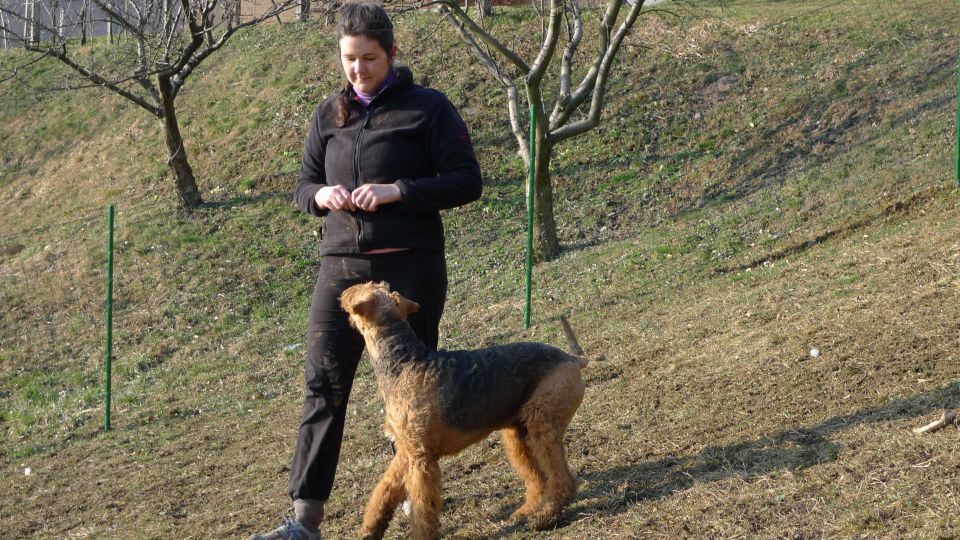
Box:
[430,342,579,433]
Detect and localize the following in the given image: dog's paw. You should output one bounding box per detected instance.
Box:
[528,514,560,531]
[528,506,563,531]
[509,502,537,522]
[358,527,387,540]
[509,509,529,523]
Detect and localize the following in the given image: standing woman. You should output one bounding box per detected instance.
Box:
[252,3,482,539]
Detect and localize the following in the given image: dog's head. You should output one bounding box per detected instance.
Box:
[340,281,420,333]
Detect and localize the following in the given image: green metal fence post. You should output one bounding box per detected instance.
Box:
[525,106,536,329]
[105,204,114,431]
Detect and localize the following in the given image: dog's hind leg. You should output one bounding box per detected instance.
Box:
[502,426,545,521]
[407,457,442,540]
[521,364,584,530]
[359,451,409,540]
[524,425,576,530]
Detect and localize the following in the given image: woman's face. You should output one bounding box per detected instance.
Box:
[339,34,394,95]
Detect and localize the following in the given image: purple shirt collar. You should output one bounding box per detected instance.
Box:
[353,68,398,106]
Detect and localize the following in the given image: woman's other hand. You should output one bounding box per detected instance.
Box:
[351,183,401,212]
[316,185,358,212]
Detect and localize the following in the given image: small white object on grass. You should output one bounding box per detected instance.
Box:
[24,467,31,476]
[809,348,821,358]
[914,410,958,434]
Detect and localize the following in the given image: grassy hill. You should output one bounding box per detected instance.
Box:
[2,1,960,538]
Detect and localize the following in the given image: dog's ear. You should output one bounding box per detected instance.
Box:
[390,291,420,320]
[350,297,379,320]
[341,287,378,320]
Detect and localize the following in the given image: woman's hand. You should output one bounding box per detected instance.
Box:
[315,185,357,212]
[351,183,401,212]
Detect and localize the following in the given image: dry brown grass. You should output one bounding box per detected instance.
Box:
[2,1,960,538]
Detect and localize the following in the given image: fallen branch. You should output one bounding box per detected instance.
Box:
[913,410,958,434]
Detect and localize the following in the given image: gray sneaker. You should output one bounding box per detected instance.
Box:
[249,518,322,540]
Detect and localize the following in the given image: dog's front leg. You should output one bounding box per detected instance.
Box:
[407,459,442,540]
[359,451,409,540]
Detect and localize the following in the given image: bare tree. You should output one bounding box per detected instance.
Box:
[78,0,90,45]
[0,7,10,48]
[0,0,299,209]
[22,0,39,45]
[402,0,653,260]
[293,0,341,22]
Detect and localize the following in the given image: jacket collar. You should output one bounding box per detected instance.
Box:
[346,66,415,107]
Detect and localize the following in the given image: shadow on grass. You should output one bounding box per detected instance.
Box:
[201,190,291,210]
[716,185,938,274]
[674,42,956,217]
[564,380,960,522]
[199,170,297,210]
[439,382,959,538]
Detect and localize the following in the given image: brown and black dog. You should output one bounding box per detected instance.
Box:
[340,281,588,540]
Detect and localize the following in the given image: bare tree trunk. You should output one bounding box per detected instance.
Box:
[50,0,60,38]
[297,0,311,21]
[225,0,239,27]
[532,137,560,260]
[9,0,300,210]
[79,0,88,46]
[122,0,129,41]
[162,0,170,38]
[56,7,65,41]
[1,10,9,49]
[23,0,38,45]
[158,76,203,209]
[22,0,28,44]
[432,0,646,261]
[324,0,342,24]
[30,0,38,44]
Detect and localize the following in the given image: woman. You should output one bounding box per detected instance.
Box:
[252,3,482,539]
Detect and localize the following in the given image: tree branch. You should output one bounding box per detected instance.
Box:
[419,0,530,74]
[24,42,162,116]
[527,0,562,87]
[160,0,209,92]
[168,0,298,98]
[550,0,645,143]
[161,2,185,66]
[0,52,50,85]
[91,0,145,39]
[551,0,582,124]
[438,6,529,166]
[549,0,619,130]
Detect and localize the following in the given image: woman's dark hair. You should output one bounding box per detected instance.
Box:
[336,2,395,127]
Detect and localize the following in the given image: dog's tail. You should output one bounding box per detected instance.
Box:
[559,316,589,368]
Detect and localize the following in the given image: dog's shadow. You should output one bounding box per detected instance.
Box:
[461,381,958,538]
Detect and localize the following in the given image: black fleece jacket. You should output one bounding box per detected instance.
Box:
[295,67,482,255]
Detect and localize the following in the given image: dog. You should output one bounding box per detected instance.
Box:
[339,281,588,540]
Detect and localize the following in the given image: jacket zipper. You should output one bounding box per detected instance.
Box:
[354,108,372,251]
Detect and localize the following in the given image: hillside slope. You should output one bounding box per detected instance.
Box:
[2,1,960,538]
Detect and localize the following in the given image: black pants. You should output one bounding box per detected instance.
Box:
[288,250,447,502]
